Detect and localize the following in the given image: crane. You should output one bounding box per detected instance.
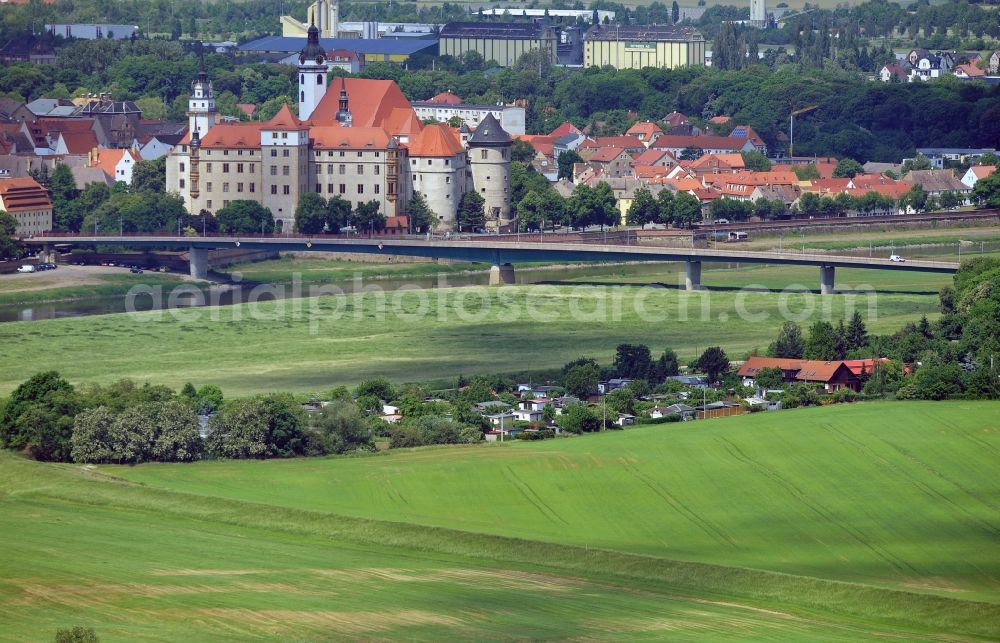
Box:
[789,104,818,157]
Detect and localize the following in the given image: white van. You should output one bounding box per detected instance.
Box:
[16,264,35,273]
[889,254,906,263]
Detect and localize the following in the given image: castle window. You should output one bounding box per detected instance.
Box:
[271,150,277,157]
[339,164,345,175]
[357,164,363,174]
[301,91,304,102]
[327,183,334,193]
[237,163,244,172]
[179,179,185,188]
[300,74,304,83]
[339,184,346,194]
[271,185,277,194]
[481,150,488,159]
[283,185,290,195]
[316,183,321,193]
[357,185,364,194]
[270,166,277,176]
[249,183,255,193]
[374,165,380,175]
[179,162,185,172]
[222,182,229,193]
[237,183,244,193]
[222,163,229,173]
[250,164,255,172]
[317,75,323,84]
[283,166,290,176]
[374,184,380,194]
[206,182,213,192]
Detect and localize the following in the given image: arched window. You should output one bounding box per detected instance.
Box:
[300,91,305,102]
[317,75,323,84]
[300,74,304,83]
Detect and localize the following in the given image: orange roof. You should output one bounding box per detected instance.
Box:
[850,173,899,190]
[0,177,51,211]
[91,148,136,178]
[237,103,256,118]
[955,63,985,77]
[199,122,266,149]
[842,358,909,376]
[516,134,557,157]
[846,183,910,199]
[808,178,853,193]
[633,148,674,166]
[969,165,996,179]
[426,91,463,105]
[635,165,671,178]
[550,121,583,137]
[665,177,703,191]
[313,78,422,138]
[794,361,854,383]
[625,121,662,137]
[266,104,303,130]
[709,115,732,124]
[589,147,630,163]
[737,357,805,376]
[310,125,391,149]
[721,171,798,186]
[408,123,463,157]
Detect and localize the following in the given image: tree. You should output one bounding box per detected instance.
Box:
[563,363,599,398]
[939,190,960,209]
[741,151,771,172]
[171,17,182,40]
[311,400,375,454]
[844,311,868,351]
[0,371,78,462]
[325,195,351,233]
[351,200,386,235]
[655,349,680,380]
[754,367,785,390]
[206,396,311,459]
[588,182,619,229]
[294,192,327,234]
[216,200,274,234]
[768,321,805,358]
[557,150,583,180]
[131,158,165,194]
[70,406,117,464]
[148,400,203,462]
[832,158,864,178]
[696,347,730,383]
[49,163,77,204]
[671,191,702,227]
[679,146,704,161]
[558,403,601,433]
[626,187,659,228]
[793,164,821,181]
[614,343,654,380]
[903,183,928,212]
[457,191,485,232]
[0,211,22,259]
[672,0,680,23]
[407,191,436,233]
[605,388,636,415]
[355,377,395,402]
[517,188,564,232]
[971,173,1000,208]
[511,139,536,163]
[805,321,842,360]
[902,154,932,174]
[135,96,167,120]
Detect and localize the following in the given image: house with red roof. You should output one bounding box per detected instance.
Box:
[625,121,663,147]
[0,177,52,235]
[961,164,996,188]
[737,357,861,392]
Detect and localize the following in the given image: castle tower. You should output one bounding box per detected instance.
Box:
[187,52,217,136]
[466,113,512,232]
[298,13,328,120]
[335,83,352,127]
[750,0,766,26]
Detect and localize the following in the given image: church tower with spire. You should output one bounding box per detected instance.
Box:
[298,12,328,120]
[187,50,217,136]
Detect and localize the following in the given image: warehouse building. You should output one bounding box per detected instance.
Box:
[439,22,557,67]
[584,24,706,70]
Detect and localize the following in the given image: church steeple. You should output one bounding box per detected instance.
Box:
[188,44,217,136]
[336,82,352,127]
[297,9,328,120]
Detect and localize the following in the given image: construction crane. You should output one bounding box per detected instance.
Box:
[789,105,818,157]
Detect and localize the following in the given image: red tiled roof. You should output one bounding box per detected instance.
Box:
[969,165,996,179]
[266,104,303,130]
[313,78,422,138]
[589,147,630,163]
[237,103,256,118]
[198,122,266,149]
[408,123,463,157]
[550,121,583,137]
[626,121,662,137]
[58,130,98,154]
[593,135,643,149]
[0,177,51,211]
[633,148,673,166]
[310,125,391,149]
[426,91,463,105]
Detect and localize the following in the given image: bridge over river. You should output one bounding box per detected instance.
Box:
[25,235,960,295]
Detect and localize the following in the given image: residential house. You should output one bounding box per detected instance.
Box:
[625,121,663,147]
[906,48,944,81]
[519,398,551,412]
[879,63,907,82]
[476,400,513,413]
[902,169,971,198]
[990,50,1000,75]
[514,408,542,423]
[954,63,985,80]
[0,98,33,124]
[587,147,634,178]
[485,412,518,427]
[688,153,745,177]
[90,147,139,185]
[650,403,695,420]
[551,395,582,415]
[328,48,364,73]
[0,177,52,235]
[737,356,861,392]
[530,385,562,398]
[614,413,636,427]
[750,184,800,212]
[961,164,996,188]
[729,125,767,155]
[25,98,76,117]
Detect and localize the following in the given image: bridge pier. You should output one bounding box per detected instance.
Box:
[40,244,54,263]
[685,260,703,291]
[189,247,209,280]
[489,263,515,286]
[820,265,835,295]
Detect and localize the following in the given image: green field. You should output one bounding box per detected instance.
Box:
[217,255,491,285]
[3,402,999,640]
[0,263,948,395]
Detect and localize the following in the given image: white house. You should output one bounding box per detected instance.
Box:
[961,165,996,189]
[91,148,139,186]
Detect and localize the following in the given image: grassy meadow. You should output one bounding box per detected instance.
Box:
[0,262,948,396]
[109,402,1000,602]
[2,402,999,640]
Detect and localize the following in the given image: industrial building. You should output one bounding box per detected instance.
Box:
[237,35,437,65]
[439,22,557,67]
[583,24,706,70]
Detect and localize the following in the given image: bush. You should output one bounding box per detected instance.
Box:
[55,627,98,643]
[388,425,424,448]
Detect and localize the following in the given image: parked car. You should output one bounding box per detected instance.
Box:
[42,263,56,270]
[130,266,143,274]
[16,265,35,273]
[889,254,906,263]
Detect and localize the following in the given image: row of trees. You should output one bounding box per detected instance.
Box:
[291,194,389,235]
